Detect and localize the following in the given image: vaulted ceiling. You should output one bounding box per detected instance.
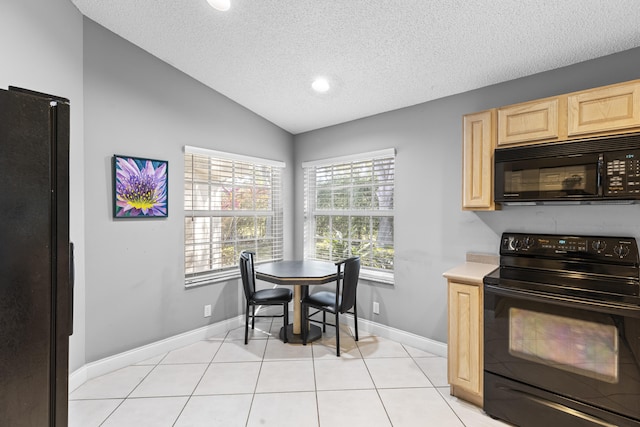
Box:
[71,0,640,134]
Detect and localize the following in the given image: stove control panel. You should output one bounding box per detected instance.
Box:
[501,233,639,262]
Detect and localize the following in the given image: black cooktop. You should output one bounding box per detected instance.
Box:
[485,232,640,306]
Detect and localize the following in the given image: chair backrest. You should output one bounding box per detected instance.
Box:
[239,251,256,299]
[337,256,360,313]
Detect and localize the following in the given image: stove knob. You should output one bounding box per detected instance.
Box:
[592,240,607,252]
[614,244,630,258]
[523,237,535,249]
[501,238,510,250]
[510,239,522,250]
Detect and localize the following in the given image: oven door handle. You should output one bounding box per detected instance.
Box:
[485,284,640,318]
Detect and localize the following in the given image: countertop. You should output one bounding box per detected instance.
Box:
[442,254,498,284]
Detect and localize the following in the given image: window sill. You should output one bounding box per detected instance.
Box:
[360,270,394,285]
[185,270,240,289]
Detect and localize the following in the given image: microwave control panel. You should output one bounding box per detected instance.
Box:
[604,149,640,195]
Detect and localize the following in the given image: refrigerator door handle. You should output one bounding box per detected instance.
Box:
[69,241,74,336]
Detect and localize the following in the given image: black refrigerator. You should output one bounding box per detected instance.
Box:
[0,87,73,426]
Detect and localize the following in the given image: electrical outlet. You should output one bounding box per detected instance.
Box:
[204,304,212,317]
[373,301,380,315]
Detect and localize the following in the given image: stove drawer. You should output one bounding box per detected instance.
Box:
[484,372,640,427]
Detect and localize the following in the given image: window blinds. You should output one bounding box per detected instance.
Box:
[184,148,284,286]
[303,149,395,283]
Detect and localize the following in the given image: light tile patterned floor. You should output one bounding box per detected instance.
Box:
[69,317,510,426]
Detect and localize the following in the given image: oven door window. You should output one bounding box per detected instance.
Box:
[509,307,618,383]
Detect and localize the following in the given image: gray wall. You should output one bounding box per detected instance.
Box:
[293,47,640,343]
[1,0,86,372]
[83,19,294,362]
[6,0,640,366]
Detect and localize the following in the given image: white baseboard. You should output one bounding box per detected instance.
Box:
[69,314,447,393]
[341,314,448,358]
[69,316,243,393]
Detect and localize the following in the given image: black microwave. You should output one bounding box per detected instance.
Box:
[494,133,640,204]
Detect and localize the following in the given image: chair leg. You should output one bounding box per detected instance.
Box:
[244,302,250,345]
[322,311,326,332]
[335,312,340,357]
[353,304,359,342]
[251,305,256,329]
[283,302,289,343]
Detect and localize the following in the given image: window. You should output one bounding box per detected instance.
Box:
[184,146,284,287]
[303,149,395,283]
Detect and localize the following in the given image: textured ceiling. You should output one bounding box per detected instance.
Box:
[71,0,640,134]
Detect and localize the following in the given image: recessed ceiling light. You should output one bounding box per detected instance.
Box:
[207,0,230,11]
[312,77,330,93]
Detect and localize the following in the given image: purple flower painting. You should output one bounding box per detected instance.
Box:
[113,155,168,218]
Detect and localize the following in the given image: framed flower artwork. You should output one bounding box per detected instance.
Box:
[112,155,168,218]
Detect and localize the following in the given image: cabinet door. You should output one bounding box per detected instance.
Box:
[463,110,495,210]
[448,281,482,399]
[568,81,640,136]
[497,97,562,146]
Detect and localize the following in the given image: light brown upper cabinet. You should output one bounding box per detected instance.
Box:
[462,109,496,211]
[568,80,640,137]
[497,96,566,146]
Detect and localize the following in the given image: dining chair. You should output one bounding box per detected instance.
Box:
[301,256,361,356]
[239,251,293,344]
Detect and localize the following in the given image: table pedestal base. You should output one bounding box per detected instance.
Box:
[279,324,322,344]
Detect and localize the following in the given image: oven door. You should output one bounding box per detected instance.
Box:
[495,153,601,202]
[484,284,640,425]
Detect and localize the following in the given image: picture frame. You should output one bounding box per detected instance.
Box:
[112,154,168,218]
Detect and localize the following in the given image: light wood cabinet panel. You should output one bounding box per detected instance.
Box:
[463,110,496,210]
[448,280,482,406]
[568,80,640,136]
[497,97,564,146]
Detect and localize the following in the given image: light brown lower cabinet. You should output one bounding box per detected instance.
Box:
[447,280,483,406]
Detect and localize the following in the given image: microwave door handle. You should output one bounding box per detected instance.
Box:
[597,153,604,196]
